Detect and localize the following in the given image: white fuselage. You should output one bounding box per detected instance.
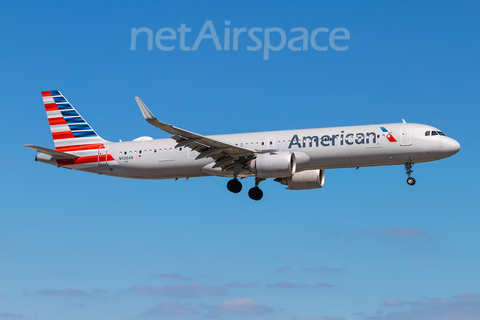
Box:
[56,123,460,180]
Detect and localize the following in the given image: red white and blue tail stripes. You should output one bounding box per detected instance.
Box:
[41,90,114,166]
[41,90,107,150]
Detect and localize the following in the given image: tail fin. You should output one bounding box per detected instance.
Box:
[41,90,109,151]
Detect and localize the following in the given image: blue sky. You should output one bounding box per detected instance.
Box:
[1,1,480,319]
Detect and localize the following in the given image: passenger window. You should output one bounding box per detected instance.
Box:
[262,142,264,146]
[425,131,430,136]
[432,131,438,136]
[270,141,273,145]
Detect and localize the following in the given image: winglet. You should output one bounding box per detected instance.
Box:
[132,97,256,158]
[135,97,156,120]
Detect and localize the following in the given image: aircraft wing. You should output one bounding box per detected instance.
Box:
[23,145,79,159]
[135,97,255,169]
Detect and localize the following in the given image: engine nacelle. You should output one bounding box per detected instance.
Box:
[275,169,325,190]
[249,152,296,178]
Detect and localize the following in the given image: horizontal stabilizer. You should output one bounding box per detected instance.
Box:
[23,145,79,159]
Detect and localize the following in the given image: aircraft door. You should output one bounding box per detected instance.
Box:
[98,146,109,166]
[401,126,412,146]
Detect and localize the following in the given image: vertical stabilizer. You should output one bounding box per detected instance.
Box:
[41,90,109,151]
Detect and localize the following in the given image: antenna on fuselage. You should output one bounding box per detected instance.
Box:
[402,119,406,123]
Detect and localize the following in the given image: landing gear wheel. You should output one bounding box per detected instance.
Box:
[227,179,242,193]
[248,187,263,201]
[407,177,416,186]
[405,163,416,186]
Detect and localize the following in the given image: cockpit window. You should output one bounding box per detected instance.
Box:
[426,130,446,137]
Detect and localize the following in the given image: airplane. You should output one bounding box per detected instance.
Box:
[25,90,461,201]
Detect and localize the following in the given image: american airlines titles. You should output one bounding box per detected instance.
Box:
[288,131,377,149]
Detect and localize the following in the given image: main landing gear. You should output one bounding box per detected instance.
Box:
[227,178,242,193]
[248,178,265,201]
[226,177,265,201]
[405,163,416,186]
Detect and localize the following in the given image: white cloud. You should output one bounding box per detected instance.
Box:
[304,265,347,274]
[147,301,196,315]
[307,317,347,320]
[382,298,403,307]
[276,266,292,272]
[224,281,260,288]
[36,288,89,297]
[204,298,273,316]
[129,282,226,297]
[34,288,107,297]
[268,282,335,289]
[152,273,193,280]
[69,302,84,308]
[313,282,336,288]
[364,293,480,320]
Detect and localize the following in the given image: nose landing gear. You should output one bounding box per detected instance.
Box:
[405,163,416,186]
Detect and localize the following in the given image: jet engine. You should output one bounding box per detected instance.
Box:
[274,169,325,190]
[249,152,296,178]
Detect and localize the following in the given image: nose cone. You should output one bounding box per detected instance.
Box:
[445,138,461,156]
